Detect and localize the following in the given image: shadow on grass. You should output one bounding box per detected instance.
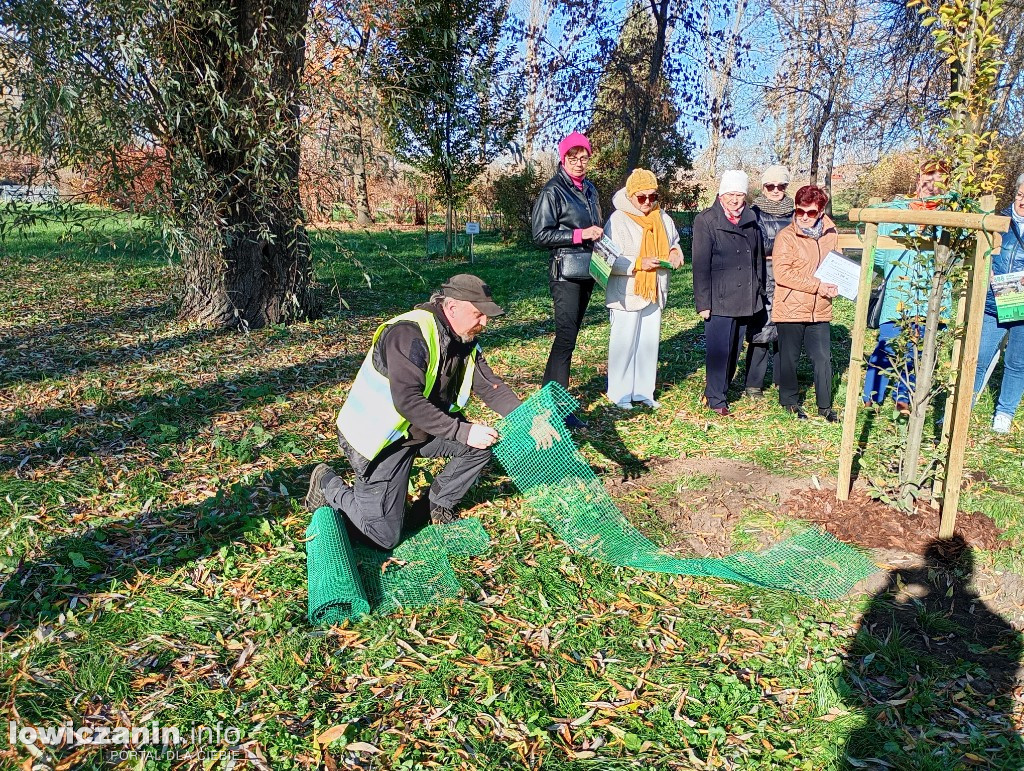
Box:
[0,351,366,473]
[842,536,1024,769]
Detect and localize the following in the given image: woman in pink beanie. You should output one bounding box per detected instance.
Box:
[530,132,603,429]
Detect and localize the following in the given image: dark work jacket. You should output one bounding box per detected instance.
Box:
[338,301,521,476]
[531,167,602,281]
[752,205,793,258]
[692,199,765,318]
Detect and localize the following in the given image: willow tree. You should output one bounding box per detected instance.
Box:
[0,0,316,329]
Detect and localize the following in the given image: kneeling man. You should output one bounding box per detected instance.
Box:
[306,274,559,549]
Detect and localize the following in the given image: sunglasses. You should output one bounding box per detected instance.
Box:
[795,207,820,218]
[635,193,659,204]
[764,183,788,192]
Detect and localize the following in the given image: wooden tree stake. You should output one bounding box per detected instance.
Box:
[836,210,881,501]
[939,195,1001,538]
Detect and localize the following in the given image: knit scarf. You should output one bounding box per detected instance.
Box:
[625,208,669,304]
[1012,206,1024,230]
[800,218,825,240]
[752,194,795,216]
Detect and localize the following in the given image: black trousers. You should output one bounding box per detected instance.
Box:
[777,321,833,410]
[544,278,595,388]
[746,341,780,390]
[704,314,759,409]
[324,436,491,550]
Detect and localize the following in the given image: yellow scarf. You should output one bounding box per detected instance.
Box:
[625,208,669,304]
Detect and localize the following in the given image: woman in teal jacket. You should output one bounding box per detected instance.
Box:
[861,162,952,414]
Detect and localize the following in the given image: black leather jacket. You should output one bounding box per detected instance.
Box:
[752,205,793,258]
[531,167,602,281]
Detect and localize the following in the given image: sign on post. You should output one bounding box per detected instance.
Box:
[465,222,480,263]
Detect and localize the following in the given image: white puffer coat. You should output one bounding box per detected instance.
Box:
[603,187,681,312]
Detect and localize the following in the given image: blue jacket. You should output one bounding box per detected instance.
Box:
[984,205,1024,316]
[872,198,953,324]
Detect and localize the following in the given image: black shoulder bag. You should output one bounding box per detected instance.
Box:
[866,264,896,330]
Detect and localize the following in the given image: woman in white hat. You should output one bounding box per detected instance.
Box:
[691,170,766,416]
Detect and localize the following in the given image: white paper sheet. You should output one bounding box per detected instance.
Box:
[813,250,861,301]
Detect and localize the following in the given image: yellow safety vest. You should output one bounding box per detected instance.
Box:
[336,309,479,462]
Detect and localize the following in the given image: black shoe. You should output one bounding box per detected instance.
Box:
[818,408,839,423]
[430,506,459,525]
[564,413,588,430]
[305,463,338,512]
[783,405,808,420]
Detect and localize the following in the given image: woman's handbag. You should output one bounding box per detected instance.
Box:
[866,282,885,330]
[866,265,896,330]
[557,251,593,280]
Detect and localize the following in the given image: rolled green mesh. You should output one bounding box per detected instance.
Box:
[306,509,491,624]
[305,506,371,624]
[493,383,877,598]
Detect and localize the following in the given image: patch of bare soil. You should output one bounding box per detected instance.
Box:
[604,457,1024,626]
[606,457,810,557]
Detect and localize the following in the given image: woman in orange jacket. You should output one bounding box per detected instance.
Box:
[771,185,840,421]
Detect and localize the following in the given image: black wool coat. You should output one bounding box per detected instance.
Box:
[692,199,765,318]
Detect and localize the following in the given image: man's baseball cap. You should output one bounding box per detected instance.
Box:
[440,274,505,316]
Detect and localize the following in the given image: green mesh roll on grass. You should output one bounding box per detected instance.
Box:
[493,383,878,599]
[306,508,491,625]
[306,506,371,624]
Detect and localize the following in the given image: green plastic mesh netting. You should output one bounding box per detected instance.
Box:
[306,507,490,624]
[492,383,878,598]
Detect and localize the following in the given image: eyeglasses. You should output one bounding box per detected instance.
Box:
[635,193,659,204]
[764,183,788,192]
[794,207,820,218]
[1016,191,1024,200]
[564,154,590,166]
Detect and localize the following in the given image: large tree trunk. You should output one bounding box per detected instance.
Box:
[353,116,373,226]
[624,0,669,173]
[176,0,315,330]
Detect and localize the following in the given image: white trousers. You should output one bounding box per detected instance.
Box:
[607,304,662,404]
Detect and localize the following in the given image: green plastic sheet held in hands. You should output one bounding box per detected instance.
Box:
[305,507,491,625]
[492,383,877,599]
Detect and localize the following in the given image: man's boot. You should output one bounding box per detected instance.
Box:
[305,463,338,512]
[430,506,459,526]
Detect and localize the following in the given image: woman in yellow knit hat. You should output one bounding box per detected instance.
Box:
[603,168,684,409]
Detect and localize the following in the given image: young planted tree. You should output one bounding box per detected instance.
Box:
[379,0,523,257]
[887,0,1004,507]
[0,0,319,329]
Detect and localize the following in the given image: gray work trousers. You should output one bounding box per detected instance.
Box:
[325,435,491,550]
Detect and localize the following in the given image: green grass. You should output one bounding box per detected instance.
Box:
[1,217,1023,769]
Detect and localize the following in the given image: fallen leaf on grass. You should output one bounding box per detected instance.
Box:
[346,742,381,754]
[315,724,348,748]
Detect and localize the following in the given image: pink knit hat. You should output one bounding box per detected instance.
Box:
[558,132,592,162]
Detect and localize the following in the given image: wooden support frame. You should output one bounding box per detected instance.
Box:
[835,197,1010,538]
